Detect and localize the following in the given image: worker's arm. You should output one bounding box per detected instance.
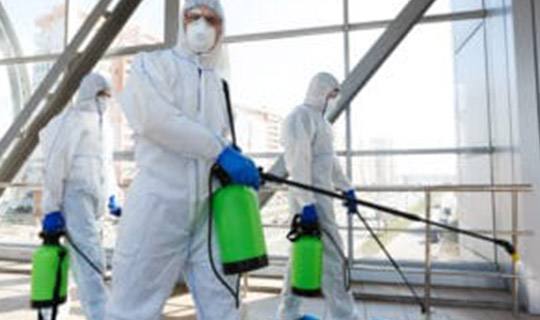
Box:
[103,120,120,198]
[281,110,316,207]
[40,118,82,213]
[332,156,353,192]
[121,52,226,160]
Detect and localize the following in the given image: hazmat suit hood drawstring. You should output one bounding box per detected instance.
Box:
[176,0,227,71]
[72,73,112,114]
[75,73,111,105]
[304,72,340,114]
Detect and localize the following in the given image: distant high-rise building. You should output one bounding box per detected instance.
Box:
[236,105,283,152]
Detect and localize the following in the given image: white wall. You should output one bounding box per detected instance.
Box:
[507,0,540,313]
[454,0,540,313]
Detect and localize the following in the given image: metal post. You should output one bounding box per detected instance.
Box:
[242,274,249,298]
[424,190,432,318]
[343,0,355,270]
[511,191,520,316]
[64,0,70,49]
[164,0,180,47]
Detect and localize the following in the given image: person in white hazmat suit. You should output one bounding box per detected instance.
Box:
[106,0,260,319]
[39,72,121,320]
[277,72,361,320]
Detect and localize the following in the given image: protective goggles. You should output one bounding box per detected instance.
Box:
[184,8,222,28]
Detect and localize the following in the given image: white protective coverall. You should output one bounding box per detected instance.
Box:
[105,1,242,319]
[278,73,360,320]
[40,73,117,320]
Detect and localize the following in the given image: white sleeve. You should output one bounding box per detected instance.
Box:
[120,52,225,160]
[103,120,120,197]
[40,121,81,213]
[332,156,352,191]
[281,110,316,207]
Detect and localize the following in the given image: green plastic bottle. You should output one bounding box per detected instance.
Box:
[31,235,69,308]
[212,184,268,274]
[291,234,323,297]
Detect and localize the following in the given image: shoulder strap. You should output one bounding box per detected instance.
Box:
[221,79,238,148]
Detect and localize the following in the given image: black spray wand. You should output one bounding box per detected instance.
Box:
[261,171,519,261]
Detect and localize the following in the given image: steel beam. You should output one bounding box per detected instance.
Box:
[260,0,438,206]
[0,0,113,162]
[0,0,143,197]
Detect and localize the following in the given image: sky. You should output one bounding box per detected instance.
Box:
[0,0,486,181]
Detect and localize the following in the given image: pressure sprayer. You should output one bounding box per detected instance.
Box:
[287,214,324,297]
[31,231,69,319]
[261,171,520,313]
[31,229,105,320]
[285,213,351,298]
[206,81,269,308]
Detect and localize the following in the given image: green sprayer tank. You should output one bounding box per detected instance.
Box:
[212,184,268,274]
[31,235,70,308]
[291,233,323,297]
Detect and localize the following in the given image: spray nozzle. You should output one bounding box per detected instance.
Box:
[496,240,520,262]
[497,240,517,256]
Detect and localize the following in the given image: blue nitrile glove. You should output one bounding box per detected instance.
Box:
[300,204,318,225]
[108,195,122,217]
[42,211,66,234]
[216,145,261,189]
[343,189,359,214]
[298,315,320,320]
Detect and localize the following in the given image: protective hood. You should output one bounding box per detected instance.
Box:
[304,72,340,113]
[176,0,226,70]
[73,73,112,112]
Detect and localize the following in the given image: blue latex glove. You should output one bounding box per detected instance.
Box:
[300,204,318,225]
[343,189,359,214]
[298,315,320,320]
[216,145,261,189]
[42,211,65,234]
[108,195,122,217]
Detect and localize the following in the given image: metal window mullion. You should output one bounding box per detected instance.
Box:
[0,9,487,67]
[64,0,70,49]
[223,10,486,44]
[481,13,500,268]
[343,0,355,269]
[164,0,180,47]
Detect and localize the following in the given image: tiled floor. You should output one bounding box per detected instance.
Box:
[1,261,539,320]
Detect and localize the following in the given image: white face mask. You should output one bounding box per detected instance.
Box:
[323,91,340,115]
[185,18,217,54]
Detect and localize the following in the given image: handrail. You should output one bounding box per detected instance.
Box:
[0,182,532,193]
[264,183,533,193]
[261,223,534,236]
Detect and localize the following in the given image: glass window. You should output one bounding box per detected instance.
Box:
[69,0,165,48]
[350,191,495,264]
[227,34,344,153]
[0,66,16,137]
[1,0,66,57]
[225,0,342,36]
[351,154,458,186]
[349,23,457,151]
[349,0,483,24]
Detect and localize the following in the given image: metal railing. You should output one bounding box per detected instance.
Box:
[0,181,533,315]
[256,183,532,316]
